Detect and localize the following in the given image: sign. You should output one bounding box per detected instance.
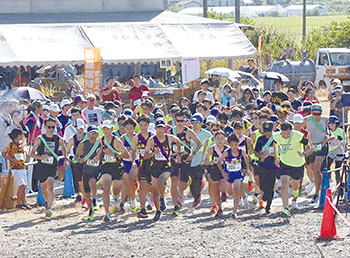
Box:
[84,47,101,93]
[181,57,200,84]
[160,59,172,69]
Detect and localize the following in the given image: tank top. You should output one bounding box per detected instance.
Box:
[137,132,151,159]
[82,139,100,172]
[153,135,170,162]
[122,133,135,161]
[224,148,243,173]
[73,133,86,155]
[305,115,327,145]
[238,135,248,153]
[101,136,119,164]
[37,134,59,166]
[212,145,228,164]
[171,126,191,161]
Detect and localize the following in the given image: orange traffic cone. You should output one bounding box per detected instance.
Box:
[316,189,339,241]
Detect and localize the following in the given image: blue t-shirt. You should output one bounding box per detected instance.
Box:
[190,129,212,167]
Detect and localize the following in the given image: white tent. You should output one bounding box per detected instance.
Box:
[81,23,181,64]
[0,25,92,66]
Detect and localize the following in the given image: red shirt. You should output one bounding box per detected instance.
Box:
[128,84,149,108]
[101,87,121,102]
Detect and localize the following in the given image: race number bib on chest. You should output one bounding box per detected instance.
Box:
[87,159,100,167]
[313,144,323,152]
[267,146,274,155]
[14,153,25,161]
[104,155,116,163]
[42,156,54,165]
[155,152,167,161]
[133,99,142,107]
[172,145,185,153]
[226,159,241,172]
[139,149,145,157]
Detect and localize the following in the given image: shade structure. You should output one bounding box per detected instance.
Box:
[0,24,92,66]
[1,87,48,100]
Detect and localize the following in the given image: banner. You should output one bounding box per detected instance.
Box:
[181,57,200,84]
[84,47,101,93]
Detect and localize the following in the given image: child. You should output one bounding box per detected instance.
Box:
[2,128,30,209]
[218,133,250,218]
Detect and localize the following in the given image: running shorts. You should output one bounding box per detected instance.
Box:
[279,162,304,180]
[226,171,244,184]
[171,163,190,182]
[82,172,100,193]
[101,161,123,181]
[151,161,171,178]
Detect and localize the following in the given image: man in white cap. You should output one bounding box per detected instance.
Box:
[83,94,104,127]
[48,104,63,137]
[58,99,72,133]
[63,108,83,143]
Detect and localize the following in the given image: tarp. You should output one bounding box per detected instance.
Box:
[81,23,181,64]
[0,25,92,66]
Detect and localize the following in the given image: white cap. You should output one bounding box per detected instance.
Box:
[86,94,96,100]
[142,91,151,97]
[42,105,49,111]
[101,120,113,129]
[60,99,72,108]
[147,123,156,134]
[293,114,304,124]
[332,78,341,85]
[76,118,86,130]
[49,103,60,113]
[206,115,217,124]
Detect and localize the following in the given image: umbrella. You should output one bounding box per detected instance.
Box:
[259,72,290,83]
[205,67,240,78]
[229,71,262,88]
[1,87,48,101]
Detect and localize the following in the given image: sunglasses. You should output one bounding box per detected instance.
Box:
[176,119,185,123]
[211,127,219,131]
[252,116,258,120]
[282,105,290,108]
[47,126,55,129]
[312,112,322,116]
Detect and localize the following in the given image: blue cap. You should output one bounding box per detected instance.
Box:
[311,103,323,112]
[123,108,133,117]
[210,108,220,118]
[87,125,98,134]
[155,119,166,128]
[329,115,339,124]
[224,126,234,136]
[269,115,279,123]
[191,113,203,123]
[263,121,274,132]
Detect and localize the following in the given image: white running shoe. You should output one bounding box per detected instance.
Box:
[291,200,299,210]
[304,182,315,194]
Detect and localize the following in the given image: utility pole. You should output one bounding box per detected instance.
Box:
[302,0,306,48]
[235,0,240,23]
[203,0,208,18]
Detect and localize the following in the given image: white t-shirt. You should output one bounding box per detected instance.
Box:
[83,107,104,126]
[192,90,214,104]
[63,124,77,143]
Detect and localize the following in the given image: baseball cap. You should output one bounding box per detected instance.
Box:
[191,113,203,123]
[74,95,86,105]
[49,103,60,113]
[76,118,86,130]
[210,108,220,117]
[329,115,339,124]
[331,78,342,85]
[102,111,113,121]
[334,85,343,92]
[269,115,279,123]
[262,121,274,132]
[292,114,304,124]
[86,94,96,100]
[87,125,98,134]
[155,119,166,128]
[263,91,272,97]
[311,103,323,112]
[123,108,133,117]
[60,99,72,108]
[252,88,259,93]
[42,105,49,111]
[197,90,206,96]
[200,79,210,85]
[180,97,190,103]
[104,101,117,110]
[101,120,113,129]
[142,91,151,98]
[281,100,291,108]
[206,115,217,124]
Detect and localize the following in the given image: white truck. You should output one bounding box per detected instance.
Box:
[315,48,350,89]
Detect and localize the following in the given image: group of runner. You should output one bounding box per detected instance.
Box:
[2,76,347,222]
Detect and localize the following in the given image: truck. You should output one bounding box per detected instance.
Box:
[264,48,350,91]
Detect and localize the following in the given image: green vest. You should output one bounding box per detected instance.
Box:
[273,130,305,167]
[251,129,263,161]
[329,127,345,152]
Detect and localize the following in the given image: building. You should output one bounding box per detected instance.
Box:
[285,4,329,16]
[175,0,201,8]
[0,0,167,14]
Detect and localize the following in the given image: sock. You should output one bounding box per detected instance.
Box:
[293,189,299,198]
[92,198,97,206]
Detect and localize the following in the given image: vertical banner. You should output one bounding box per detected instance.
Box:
[181,57,200,85]
[84,47,101,93]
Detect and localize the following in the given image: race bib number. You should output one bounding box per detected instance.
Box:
[104,155,116,163]
[139,149,145,157]
[42,156,54,165]
[155,152,167,161]
[172,145,185,153]
[87,159,100,167]
[280,144,292,152]
[226,160,242,172]
[313,144,323,152]
[14,153,25,161]
[133,99,142,107]
[267,147,274,155]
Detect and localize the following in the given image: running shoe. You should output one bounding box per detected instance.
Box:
[258,200,264,209]
[178,196,185,207]
[118,204,125,214]
[220,192,227,203]
[192,196,201,208]
[153,210,161,222]
[231,211,238,219]
[252,194,259,204]
[215,209,223,217]
[282,208,291,217]
[137,209,148,219]
[292,189,299,198]
[200,180,205,190]
[172,206,180,217]
[75,195,82,203]
[265,206,271,215]
[103,212,111,223]
[23,204,32,210]
[45,209,53,218]
[311,195,319,204]
[147,203,153,211]
[304,182,315,194]
[87,209,95,221]
[160,198,166,212]
[130,198,138,214]
[291,200,299,210]
[210,204,218,213]
[247,181,254,192]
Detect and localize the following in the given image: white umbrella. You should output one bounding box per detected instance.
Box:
[1,87,48,101]
[228,71,263,88]
[258,72,290,82]
[205,67,240,78]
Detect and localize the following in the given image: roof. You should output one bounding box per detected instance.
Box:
[319,48,350,54]
[285,4,327,10]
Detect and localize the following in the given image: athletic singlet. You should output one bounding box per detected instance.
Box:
[101,136,119,164]
[251,129,262,160]
[137,132,151,159]
[238,135,248,153]
[122,133,135,162]
[171,126,191,161]
[212,145,228,164]
[73,133,86,155]
[37,134,60,166]
[305,115,327,145]
[223,148,243,173]
[153,135,171,162]
[81,139,101,172]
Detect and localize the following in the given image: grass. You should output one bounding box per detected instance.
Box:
[252,15,349,42]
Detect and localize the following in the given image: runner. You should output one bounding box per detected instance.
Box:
[273,122,311,216]
[75,125,101,221]
[170,110,201,212]
[217,133,250,218]
[143,119,181,221]
[100,120,130,222]
[30,118,67,217]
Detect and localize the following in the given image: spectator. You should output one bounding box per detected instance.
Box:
[128,75,149,110]
[83,94,104,126]
[193,79,214,105]
[57,99,72,133]
[101,77,121,102]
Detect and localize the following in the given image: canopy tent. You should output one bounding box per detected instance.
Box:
[0,25,92,66]
[81,24,180,64]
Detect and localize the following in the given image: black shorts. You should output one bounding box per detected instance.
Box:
[308,144,328,164]
[71,163,83,182]
[35,163,57,183]
[151,161,171,179]
[171,162,191,182]
[138,159,152,183]
[82,172,100,193]
[209,165,223,182]
[279,163,304,180]
[100,162,123,181]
